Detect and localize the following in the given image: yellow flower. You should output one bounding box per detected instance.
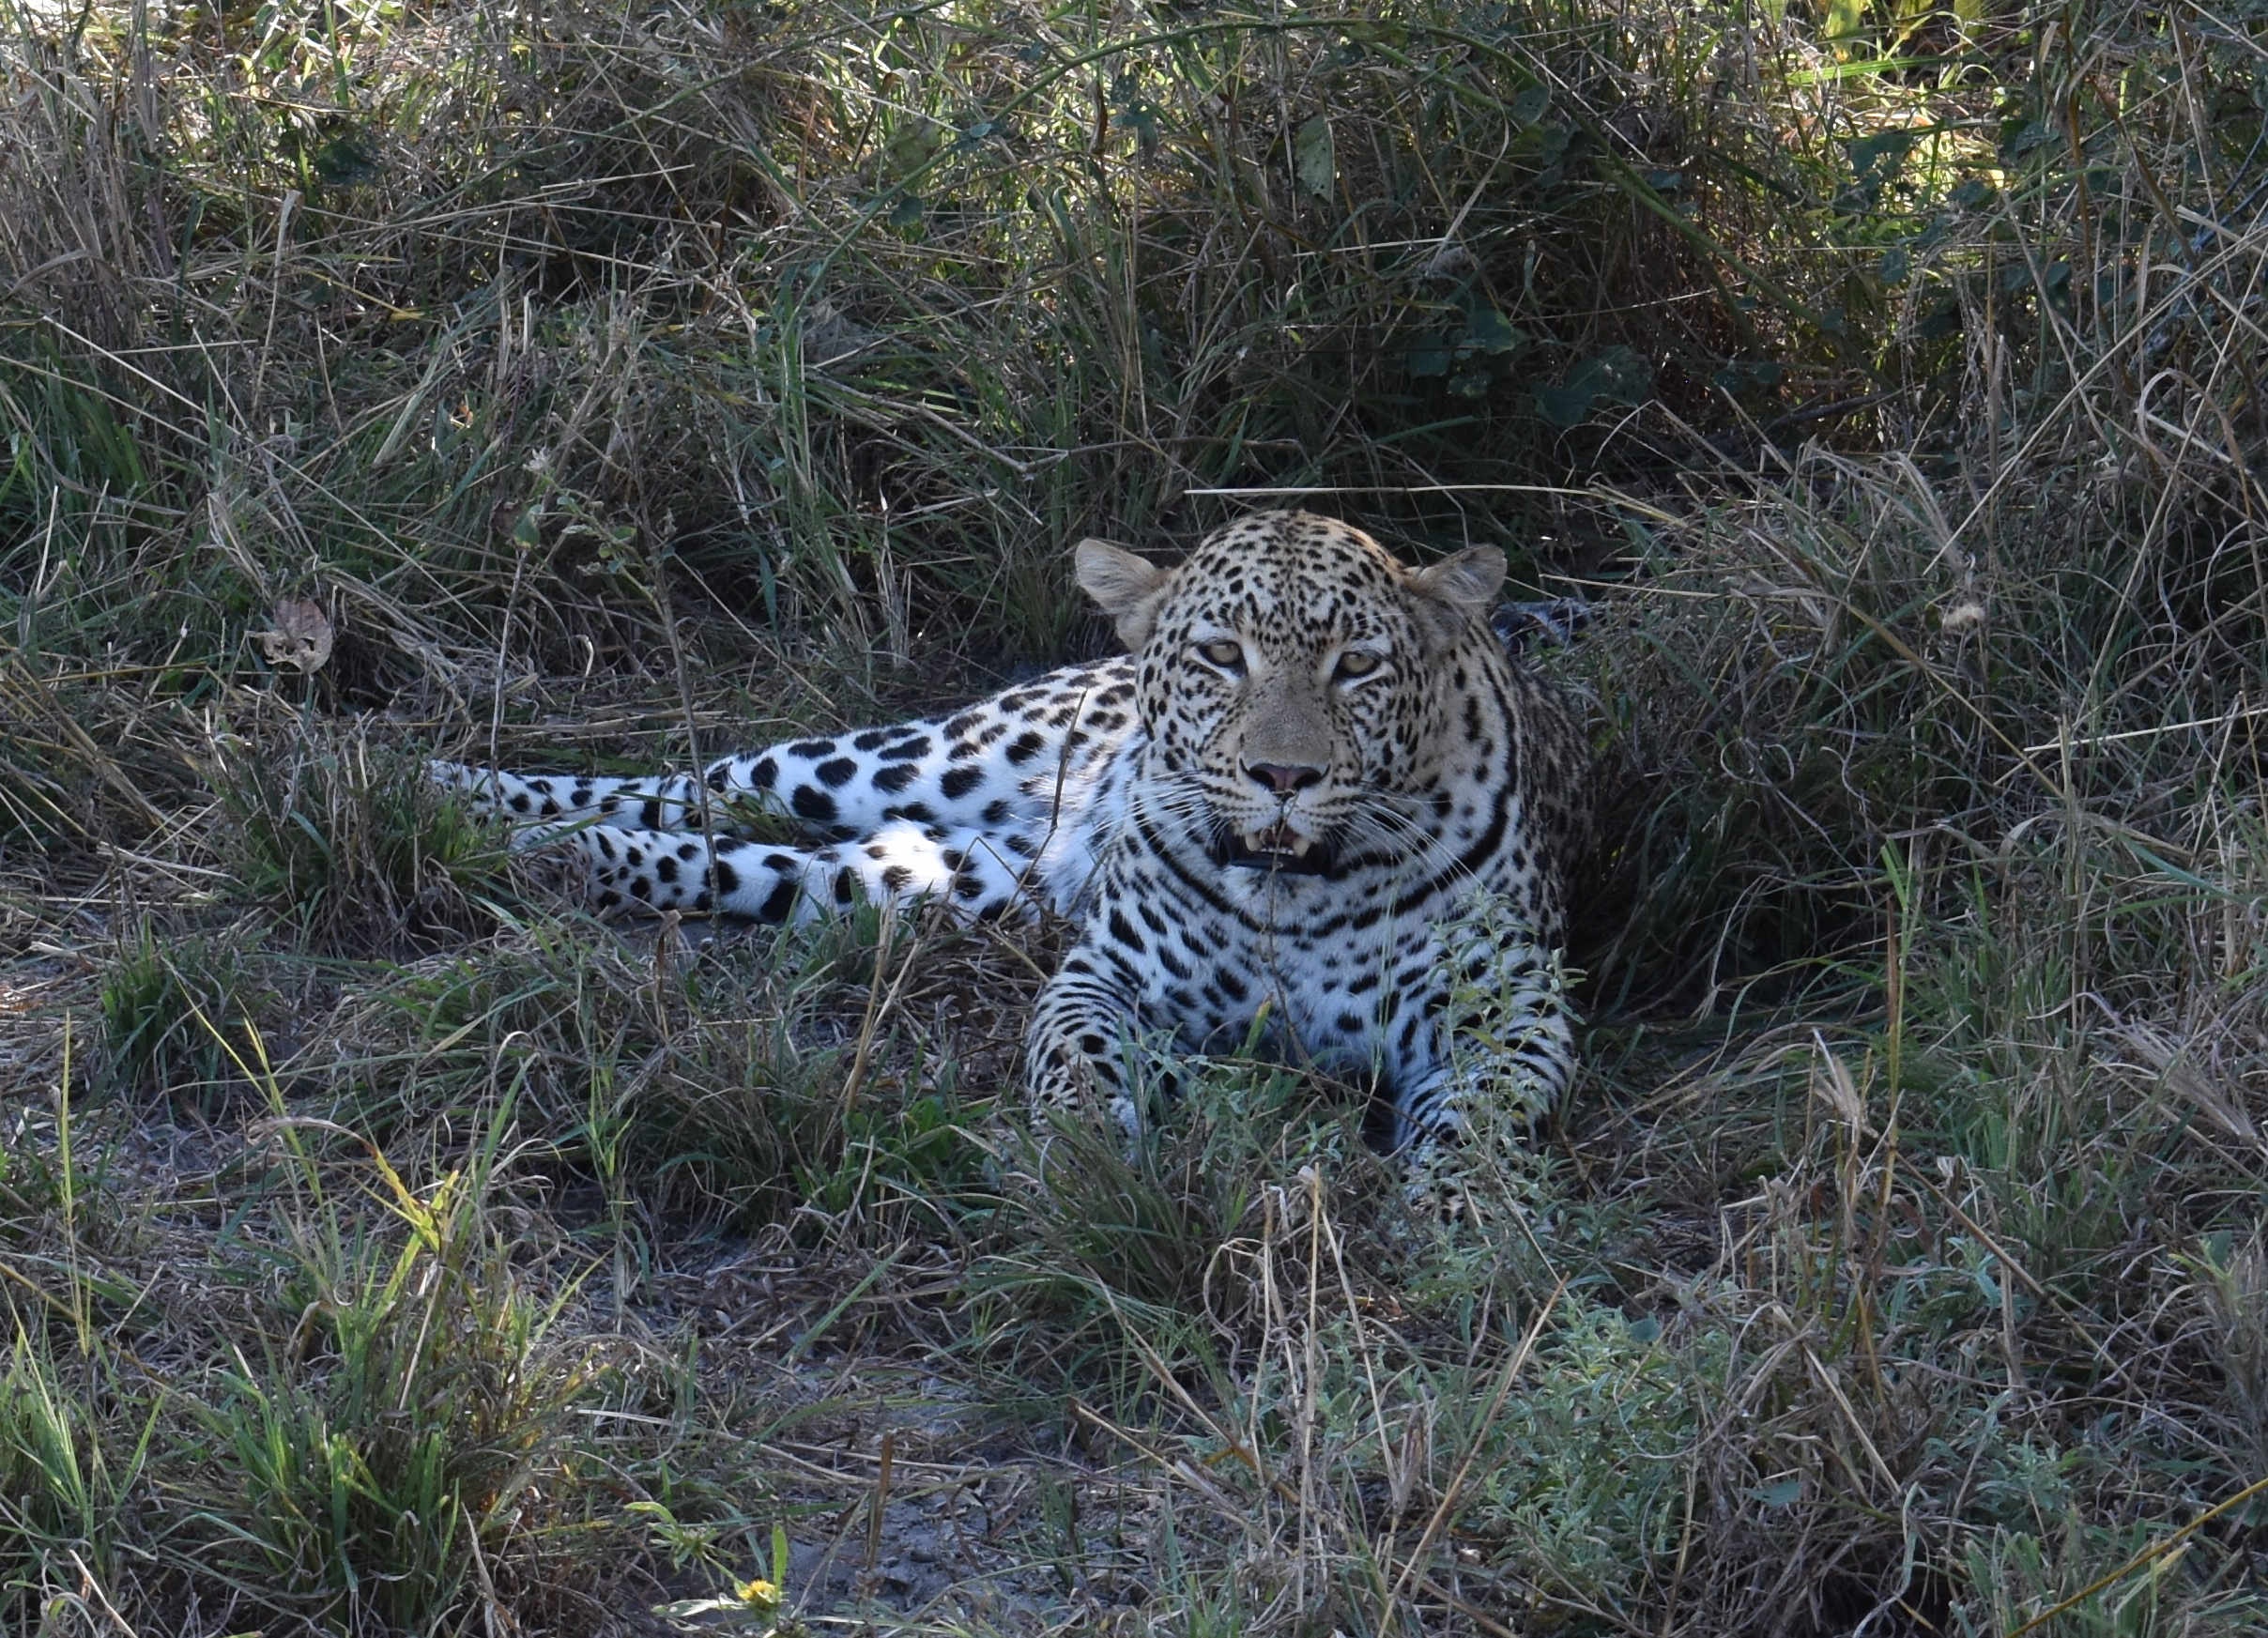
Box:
[733,1578,780,1611]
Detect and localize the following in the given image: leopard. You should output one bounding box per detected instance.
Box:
[434,511,1591,1164]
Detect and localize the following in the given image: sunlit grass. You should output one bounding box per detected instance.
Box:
[2,0,2266,1631]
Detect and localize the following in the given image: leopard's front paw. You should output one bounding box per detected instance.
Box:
[1402,1126,1563,1235]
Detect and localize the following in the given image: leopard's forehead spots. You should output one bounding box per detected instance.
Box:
[1156,512,1410,642]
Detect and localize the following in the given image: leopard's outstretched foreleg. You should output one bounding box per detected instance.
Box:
[1396,894,1579,1217]
[1399,912,1576,1148]
[1024,946,1151,1136]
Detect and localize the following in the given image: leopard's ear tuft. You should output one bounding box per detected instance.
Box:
[1076,540,1172,651]
[1407,545,1506,651]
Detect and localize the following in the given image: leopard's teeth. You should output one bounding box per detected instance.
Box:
[1244,825,1315,858]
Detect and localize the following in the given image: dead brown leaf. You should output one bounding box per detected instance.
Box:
[257,596,334,674]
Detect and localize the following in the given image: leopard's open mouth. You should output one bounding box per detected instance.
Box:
[1215,821,1335,876]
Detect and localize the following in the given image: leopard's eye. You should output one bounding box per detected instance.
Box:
[1334,650,1384,681]
[1196,638,1246,670]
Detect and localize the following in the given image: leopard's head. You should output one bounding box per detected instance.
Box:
[1077,511,1504,874]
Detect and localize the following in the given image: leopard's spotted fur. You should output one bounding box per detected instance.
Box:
[437,513,1589,1155]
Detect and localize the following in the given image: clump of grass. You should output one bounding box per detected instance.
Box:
[178,1110,600,1634]
[0,1319,139,1615]
[336,903,1006,1236]
[2183,1228,2268,1477]
[203,715,511,951]
[976,1050,1391,1387]
[97,919,262,1108]
[612,909,1001,1234]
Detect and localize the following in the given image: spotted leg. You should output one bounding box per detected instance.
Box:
[1403,927,1574,1142]
[556,820,1043,923]
[1023,939,1157,1137]
[1396,910,1575,1217]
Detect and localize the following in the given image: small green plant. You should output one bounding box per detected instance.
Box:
[654,1521,794,1633]
[0,1319,142,1611]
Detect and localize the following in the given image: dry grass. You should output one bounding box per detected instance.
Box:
[3,0,2268,1633]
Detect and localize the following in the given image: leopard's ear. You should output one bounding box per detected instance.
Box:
[1076,539,1172,651]
[1407,545,1506,651]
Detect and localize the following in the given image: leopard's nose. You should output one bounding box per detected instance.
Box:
[1246,761,1325,795]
